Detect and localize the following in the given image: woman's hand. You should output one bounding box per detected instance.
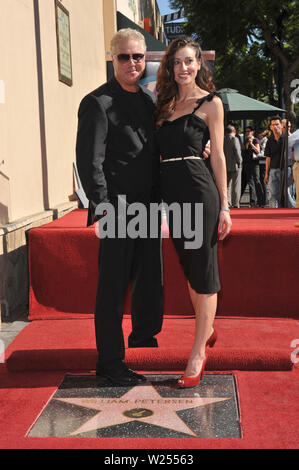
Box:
[218,209,232,240]
[202,140,210,159]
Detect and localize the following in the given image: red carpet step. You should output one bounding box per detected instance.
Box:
[28,208,299,320]
[5,317,298,372]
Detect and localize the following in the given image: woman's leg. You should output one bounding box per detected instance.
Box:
[184,282,217,377]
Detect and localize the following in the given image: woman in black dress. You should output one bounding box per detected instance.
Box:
[155,37,231,388]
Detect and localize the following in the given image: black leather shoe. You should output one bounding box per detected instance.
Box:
[128,337,158,348]
[96,365,146,386]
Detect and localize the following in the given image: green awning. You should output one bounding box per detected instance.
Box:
[117,12,167,51]
[218,88,285,119]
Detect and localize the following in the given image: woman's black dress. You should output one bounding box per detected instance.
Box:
[156,92,221,294]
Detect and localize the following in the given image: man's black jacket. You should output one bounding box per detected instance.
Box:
[76,77,160,226]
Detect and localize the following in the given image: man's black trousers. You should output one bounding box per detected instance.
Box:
[94,221,164,373]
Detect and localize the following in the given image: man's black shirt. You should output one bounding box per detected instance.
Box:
[264,135,283,169]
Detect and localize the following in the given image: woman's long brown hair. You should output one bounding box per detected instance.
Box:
[154,36,215,128]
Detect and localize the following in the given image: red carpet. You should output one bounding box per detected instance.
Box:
[28,208,299,320]
[2,208,299,449]
[1,366,298,449]
[5,317,298,372]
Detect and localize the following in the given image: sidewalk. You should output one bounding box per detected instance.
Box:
[0,308,29,350]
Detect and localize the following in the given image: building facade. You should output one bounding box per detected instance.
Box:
[0,0,167,324]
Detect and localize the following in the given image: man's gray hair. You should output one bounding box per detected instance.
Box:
[225,124,235,134]
[110,28,146,55]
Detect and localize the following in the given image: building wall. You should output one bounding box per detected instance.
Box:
[117,0,141,23]
[103,0,117,57]
[138,0,164,40]
[0,0,43,224]
[38,0,106,210]
[0,0,108,323]
[0,0,106,224]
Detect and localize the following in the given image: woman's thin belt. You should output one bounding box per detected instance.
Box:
[161,155,202,163]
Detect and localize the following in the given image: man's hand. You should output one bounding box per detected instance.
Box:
[264,174,269,184]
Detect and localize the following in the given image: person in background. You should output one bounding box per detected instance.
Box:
[232,123,243,148]
[282,119,296,205]
[224,124,242,208]
[241,126,263,207]
[256,129,268,207]
[264,116,295,208]
[289,121,299,208]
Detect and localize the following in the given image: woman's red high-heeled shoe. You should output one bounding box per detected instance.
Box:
[177,358,207,388]
[206,329,217,348]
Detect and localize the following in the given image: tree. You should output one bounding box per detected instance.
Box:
[170,0,299,122]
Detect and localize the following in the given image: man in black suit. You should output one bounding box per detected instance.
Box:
[76,29,163,386]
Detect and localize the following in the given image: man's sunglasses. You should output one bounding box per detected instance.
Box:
[117,53,145,63]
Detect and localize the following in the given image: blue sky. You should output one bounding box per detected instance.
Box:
[156,0,185,22]
[156,0,176,16]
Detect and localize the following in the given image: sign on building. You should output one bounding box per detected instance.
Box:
[164,22,186,42]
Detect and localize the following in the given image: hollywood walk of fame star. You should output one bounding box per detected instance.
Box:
[54,382,231,437]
